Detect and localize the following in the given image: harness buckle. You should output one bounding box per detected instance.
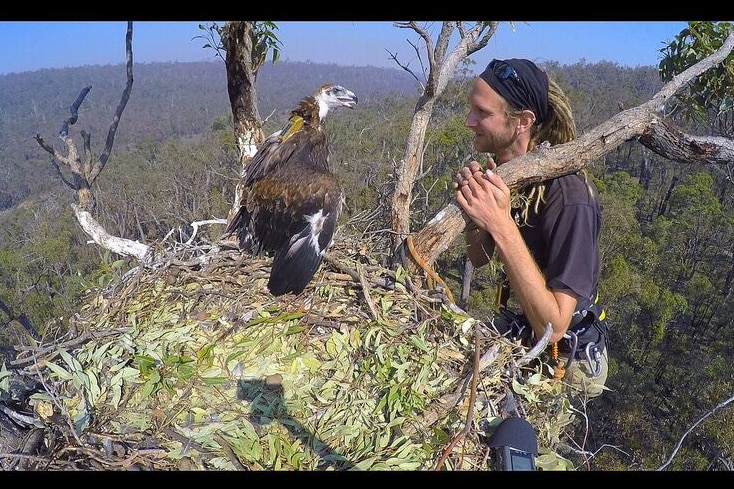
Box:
[562,333,604,378]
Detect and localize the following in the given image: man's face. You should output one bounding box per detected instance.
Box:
[465,78,518,155]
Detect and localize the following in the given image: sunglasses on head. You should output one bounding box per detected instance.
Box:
[491,60,522,85]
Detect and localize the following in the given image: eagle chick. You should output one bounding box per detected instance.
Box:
[225,83,358,296]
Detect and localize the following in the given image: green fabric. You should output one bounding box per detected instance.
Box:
[558,349,609,399]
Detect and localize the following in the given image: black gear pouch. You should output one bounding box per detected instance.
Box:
[491,308,534,345]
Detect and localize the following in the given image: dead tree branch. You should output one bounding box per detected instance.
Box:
[31,22,153,263]
[34,22,134,214]
[657,392,734,471]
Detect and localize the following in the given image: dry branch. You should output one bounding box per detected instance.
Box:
[34,23,134,214]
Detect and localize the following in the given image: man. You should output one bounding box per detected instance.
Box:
[454,58,608,399]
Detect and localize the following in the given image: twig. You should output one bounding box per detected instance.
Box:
[356,262,380,321]
[517,323,552,367]
[186,219,227,245]
[213,433,247,470]
[432,320,483,470]
[10,329,130,367]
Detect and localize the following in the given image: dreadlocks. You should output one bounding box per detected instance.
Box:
[501,77,586,225]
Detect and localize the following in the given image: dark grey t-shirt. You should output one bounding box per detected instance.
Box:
[514,172,601,302]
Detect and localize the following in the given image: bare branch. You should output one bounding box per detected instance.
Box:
[33,22,135,214]
[657,393,734,471]
[90,22,134,183]
[385,48,425,89]
[639,117,734,164]
[49,159,76,190]
[186,219,228,245]
[72,204,152,264]
[59,85,92,137]
[387,22,432,88]
[461,22,500,57]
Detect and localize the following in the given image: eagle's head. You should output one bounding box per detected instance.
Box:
[315,84,358,120]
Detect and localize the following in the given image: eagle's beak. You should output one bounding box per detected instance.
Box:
[339,92,358,109]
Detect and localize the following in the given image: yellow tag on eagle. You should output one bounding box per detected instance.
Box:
[279,115,304,143]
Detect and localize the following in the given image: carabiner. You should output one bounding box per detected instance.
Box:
[585,342,603,378]
[562,331,579,370]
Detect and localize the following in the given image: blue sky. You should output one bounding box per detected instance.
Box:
[0,21,693,76]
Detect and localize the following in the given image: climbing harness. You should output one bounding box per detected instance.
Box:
[550,291,607,379]
[495,278,608,380]
[549,330,604,379]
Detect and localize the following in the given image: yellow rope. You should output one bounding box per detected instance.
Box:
[406,235,456,305]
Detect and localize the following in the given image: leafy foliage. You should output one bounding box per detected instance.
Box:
[194,21,282,70]
[659,21,734,131]
[2,241,578,470]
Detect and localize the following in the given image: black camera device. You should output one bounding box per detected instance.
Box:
[485,416,537,471]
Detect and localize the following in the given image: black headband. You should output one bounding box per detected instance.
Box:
[479,58,549,125]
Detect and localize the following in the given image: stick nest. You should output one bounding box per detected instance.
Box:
[0,233,578,471]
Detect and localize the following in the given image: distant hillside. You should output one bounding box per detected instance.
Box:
[0,60,419,210]
[256,60,422,112]
[0,58,661,213]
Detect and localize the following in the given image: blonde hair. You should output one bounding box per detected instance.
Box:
[503,77,588,224]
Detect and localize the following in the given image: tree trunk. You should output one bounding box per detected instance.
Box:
[222,21,265,163]
[387,21,499,265]
[390,100,433,250]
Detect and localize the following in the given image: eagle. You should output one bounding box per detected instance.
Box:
[224,83,358,296]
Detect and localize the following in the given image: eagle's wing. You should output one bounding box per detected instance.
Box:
[224,122,304,249]
[240,115,303,187]
[266,169,343,296]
